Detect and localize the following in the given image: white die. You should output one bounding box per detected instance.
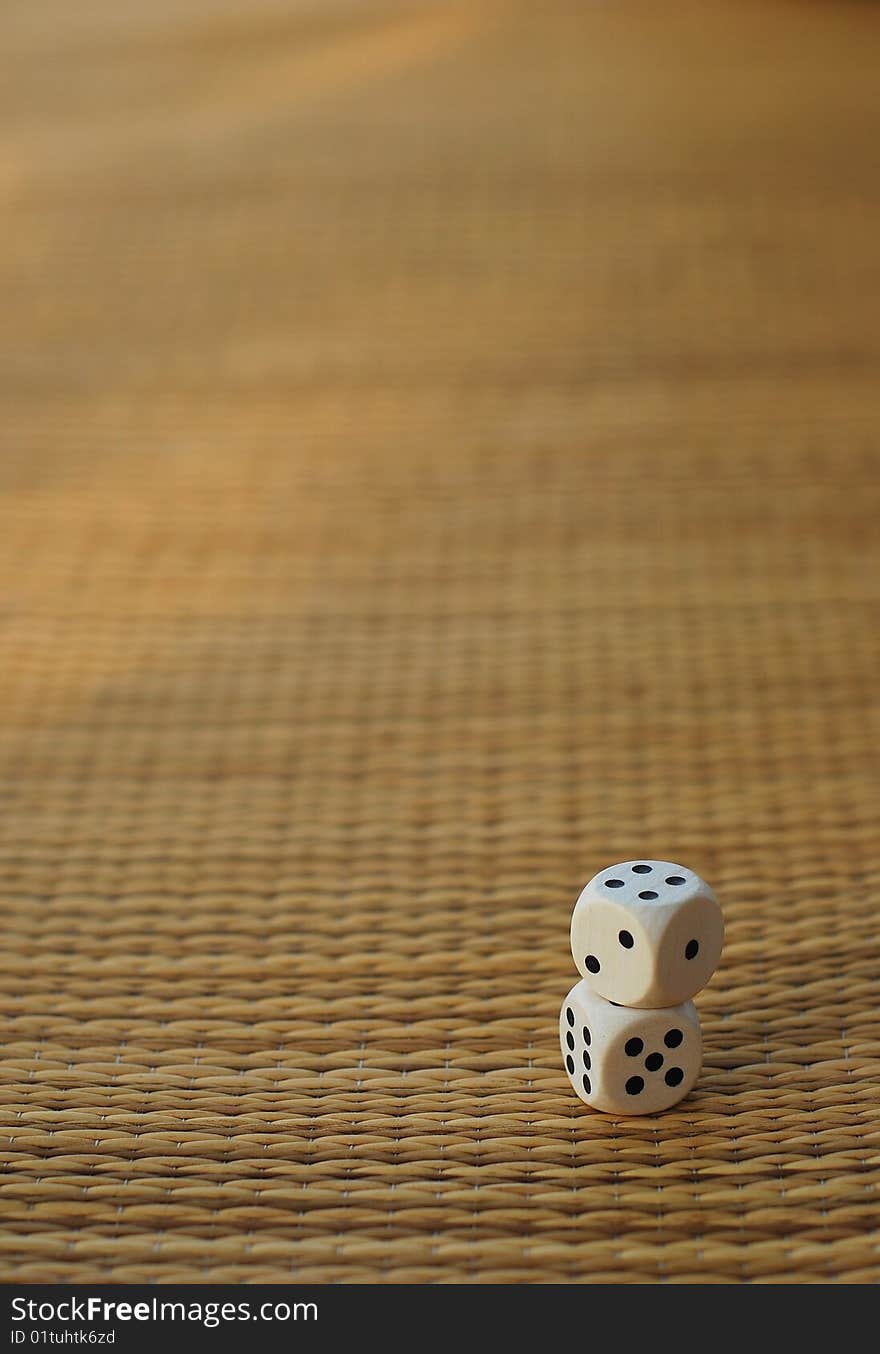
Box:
[560,979,702,1114]
[570,859,723,1008]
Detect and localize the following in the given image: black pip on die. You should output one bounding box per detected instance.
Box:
[560,861,722,1113]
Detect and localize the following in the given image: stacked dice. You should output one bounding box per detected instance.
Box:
[560,861,723,1113]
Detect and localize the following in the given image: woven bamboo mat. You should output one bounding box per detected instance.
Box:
[1,0,879,1284]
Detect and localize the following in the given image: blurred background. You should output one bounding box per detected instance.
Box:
[1,0,878,1283]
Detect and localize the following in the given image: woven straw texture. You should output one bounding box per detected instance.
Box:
[2,0,879,1284]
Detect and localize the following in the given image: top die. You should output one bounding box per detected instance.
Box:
[570,860,723,1008]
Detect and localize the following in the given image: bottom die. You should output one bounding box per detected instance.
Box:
[560,979,702,1114]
